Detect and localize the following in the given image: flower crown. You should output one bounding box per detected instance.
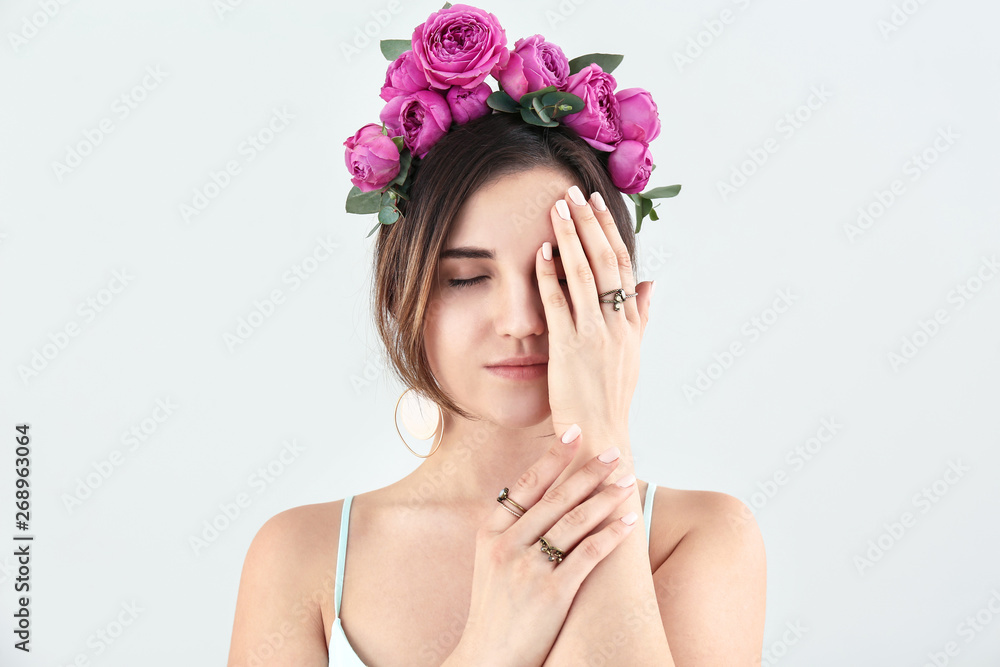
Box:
[344,2,681,239]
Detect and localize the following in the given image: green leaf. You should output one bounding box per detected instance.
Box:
[486,90,520,113]
[346,185,383,214]
[541,91,584,117]
[380,39,411,61]
[531,97,552,123]
[441,1,452,8]
[631,195,653,234]
[366,221,381,238]
[387,149,412,188]
[518,86,558,107]
[648,206,659,221]
[520,107,558,128]
[390,135,405,152]
[568,53,624,75]
[378,205,400,225]
[642,184,681,199]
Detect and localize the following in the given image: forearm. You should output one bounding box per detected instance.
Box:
[543,430,674,666]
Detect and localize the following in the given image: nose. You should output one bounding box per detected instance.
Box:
[494,274,548,338]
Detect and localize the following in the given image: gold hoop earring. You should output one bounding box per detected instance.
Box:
[394,387,444,458]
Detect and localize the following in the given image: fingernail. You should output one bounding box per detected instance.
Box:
[568,185,586,206]
[598,446,620,463]
[542,241,552,261]
[561,423,581,444]
[555,199,571,220]
[620,511,638,526]
[615,473,636,488]
[590,191,606,211]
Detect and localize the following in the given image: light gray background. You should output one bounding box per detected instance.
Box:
[2,0,998,665]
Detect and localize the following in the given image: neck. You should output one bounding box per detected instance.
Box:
[394,409,558,523]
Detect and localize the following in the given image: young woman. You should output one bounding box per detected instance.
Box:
[228,6,765,666]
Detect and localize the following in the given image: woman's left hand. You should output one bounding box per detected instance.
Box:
[535,184,655,450]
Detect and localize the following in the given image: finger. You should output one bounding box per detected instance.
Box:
[510,444,622,548]
[542,471,636,554]
[536,240,574,340]
[636,279,654,341]
[553,508,639,589]
[549,193,600,331]
[588,189,640,325]
[487,425,581,533]
[560,185,624,328]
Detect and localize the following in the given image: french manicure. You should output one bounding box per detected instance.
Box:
[561,423,581,444]
[598,446,620,463]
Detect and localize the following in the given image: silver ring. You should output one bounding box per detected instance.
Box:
[598,288,637,312]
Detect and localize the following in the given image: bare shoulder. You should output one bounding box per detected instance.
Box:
[647,487,767,665]
[227,500,344,667]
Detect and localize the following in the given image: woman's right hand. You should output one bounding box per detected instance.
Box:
[451,425,639,667]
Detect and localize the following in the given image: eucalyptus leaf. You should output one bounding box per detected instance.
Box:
[567,53,624,75]
[387,149,412,188]
[531,97,551,124]
[642,184,681,199]
[441,1,452,8]
[520,107,558,127]
[378,205,400,225]
[366,221,381,238]
[346,186,383,214]
[487,90,520,113]
[380,39,411,61]
[541,91,584,117]
[518,86,557,107]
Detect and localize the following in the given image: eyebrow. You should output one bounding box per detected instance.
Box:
[440,245,560,260]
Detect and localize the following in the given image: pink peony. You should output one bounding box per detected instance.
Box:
[410,3,510,91]
[559,63,622,152]
[379,89,453,159]
[616,87,661,143]
[380,51,431,102]
[343,123,401,192]
[496,34,569,101]
[607,139,653,194]
[446,82,492,125]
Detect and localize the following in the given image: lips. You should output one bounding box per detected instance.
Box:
[486,354,548,368]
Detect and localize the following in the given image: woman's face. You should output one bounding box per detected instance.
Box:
[424,165,577,427]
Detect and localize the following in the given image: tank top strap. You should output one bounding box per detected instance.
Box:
[643,482,656,544]
[334,495,353,617]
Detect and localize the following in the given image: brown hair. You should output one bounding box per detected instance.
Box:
[371,111,637,421]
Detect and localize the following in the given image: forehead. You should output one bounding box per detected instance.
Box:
[445,166,577,252]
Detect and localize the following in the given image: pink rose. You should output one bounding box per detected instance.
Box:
[607,139,653,194]
[380,51,431,102]
[410,3,510,90]
[559,63,622,152]
[616,87,661,143]
[343,123,400,193]
[379,90,453,159]
[496,34,569,101]
[446,83,492,125]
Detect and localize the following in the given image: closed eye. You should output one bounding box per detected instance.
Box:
[448,277,568,289]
